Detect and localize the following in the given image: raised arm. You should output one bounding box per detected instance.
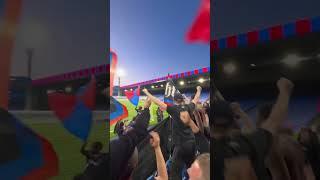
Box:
[212,82,225,101]
[143,89,168,110]
[150,131,168,180]
[261,78,294,134]
[230,102,255,132]
[191,86,202,104]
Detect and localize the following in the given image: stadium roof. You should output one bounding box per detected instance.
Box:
[120,67,210,89]
[213,16,320,97]
[32,64,109,86]
[211,16,320,52]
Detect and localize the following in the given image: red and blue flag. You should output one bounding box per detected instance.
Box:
[186,0,210,43]
[0,109,59,179]
[110,96,128,125]
[110,50,118,96]
[48,77,96,141]
[124,86,140,107]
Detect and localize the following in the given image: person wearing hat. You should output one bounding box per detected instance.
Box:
[143,86,202,180]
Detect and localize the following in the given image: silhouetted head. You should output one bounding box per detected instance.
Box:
[174,93,185,104]
[91,141,103,153]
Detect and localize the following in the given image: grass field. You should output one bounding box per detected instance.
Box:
[110,99,168,139]
[17,99,163,179]
[23,121,107,180]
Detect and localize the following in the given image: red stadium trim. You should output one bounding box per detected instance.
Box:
[211,16,320,52]
[121,67,210,89]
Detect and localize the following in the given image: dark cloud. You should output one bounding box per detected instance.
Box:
[11,0,107,79]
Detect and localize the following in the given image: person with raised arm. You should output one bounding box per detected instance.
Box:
[150,131,168,180]
[143,86,202,180]
[212,77,294,180]
[110,98,152,180]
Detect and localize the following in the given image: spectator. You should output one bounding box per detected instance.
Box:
[212,77,294,180]
[187,153,210,180]
[110,98,152,180]
[143,86,202,180]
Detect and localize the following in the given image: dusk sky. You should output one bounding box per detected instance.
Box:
[111,0,210,85]
[213,0,320,39]
[11,0,107,79]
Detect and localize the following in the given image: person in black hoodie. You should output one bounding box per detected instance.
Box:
[110,98,152,180]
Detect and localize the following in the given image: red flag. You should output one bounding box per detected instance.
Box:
[186,0,210,43]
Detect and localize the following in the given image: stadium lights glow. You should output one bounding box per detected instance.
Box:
[124,89,128,92]
[282,54,304,67]
[130,88,133,91]
[65,86,72,93]
[151,85,155,89]
[116,68,126,77]
[198,78,205,83]
[160,84,164,87]
[224,62,237,74]
[179,81,185,86]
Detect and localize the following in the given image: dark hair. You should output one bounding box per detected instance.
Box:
[92,141,103,151]
[257,102,273,126]
[297,128,319,146]
[174,93,184,102]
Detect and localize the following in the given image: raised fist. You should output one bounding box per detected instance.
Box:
[142,88,149,94]
[149,131,160,148]
[196,86,202,91]
[277,77,294,93]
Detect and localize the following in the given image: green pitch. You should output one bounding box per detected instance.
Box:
[25,122,107,180]
[110,99,168,139]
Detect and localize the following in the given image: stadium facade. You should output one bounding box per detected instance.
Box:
[117,67,210,98]
[29,64,109,110]
[212,16,320,130]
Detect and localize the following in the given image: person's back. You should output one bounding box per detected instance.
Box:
[167,103,196,145]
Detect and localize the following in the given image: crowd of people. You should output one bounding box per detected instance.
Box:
[75,77,320,180]
[212,77,320,180]
[110,85,211,180]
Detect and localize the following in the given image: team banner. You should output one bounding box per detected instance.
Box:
[164,79,182,106]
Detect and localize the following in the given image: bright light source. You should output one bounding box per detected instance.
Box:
[124,89,128,92]
[282,54,304,67]
[224,62,237,74]
[160,84,164,87]
[151,85,155,88]
[198,78,205,83]
[250,63,256,67]
[130,88,133,91]
[116,68,126,77]
[65,86,72,93]
[179,81,185,85]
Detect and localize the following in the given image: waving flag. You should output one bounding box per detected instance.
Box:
[110,96,128,125]
[164,79,182,106]
[0,109,58,179]
[48,77,96,141]
[0,0,22,109]
[186,0,210,43]
[110,50,118,96]
[125,86,140,106]
[109,49,128,125]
